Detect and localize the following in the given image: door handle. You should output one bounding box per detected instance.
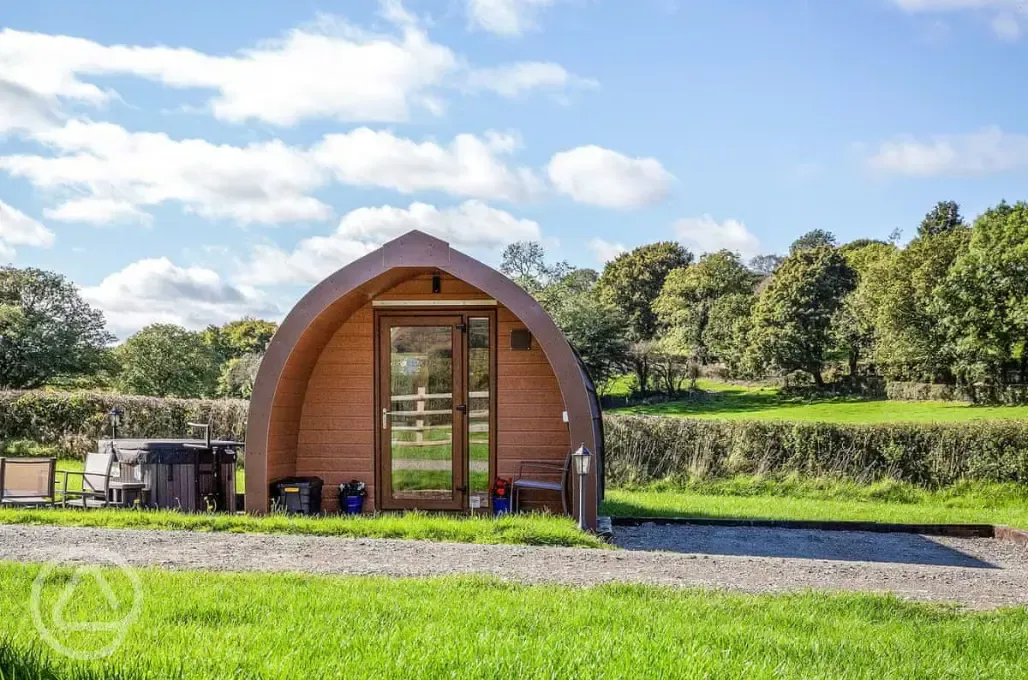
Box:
[455,404,467,414]
[381,407,388,430]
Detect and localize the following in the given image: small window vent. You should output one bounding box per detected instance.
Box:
[510,329,532,351]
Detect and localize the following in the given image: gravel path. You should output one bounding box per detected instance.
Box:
[1,524,1026,610]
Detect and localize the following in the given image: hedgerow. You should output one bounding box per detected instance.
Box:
[0,390,248,459]
[886,381,1028,405]
[604,414,1028,488]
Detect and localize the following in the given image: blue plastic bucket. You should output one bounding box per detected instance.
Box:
[492,497,511,516]
[344,495,364,515]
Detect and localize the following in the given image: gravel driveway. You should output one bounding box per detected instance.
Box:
[1,524,1026,610]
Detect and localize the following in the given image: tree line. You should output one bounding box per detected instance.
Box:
[4,198,1026,400]
[506,200,1028,396]
[0,266,274,398]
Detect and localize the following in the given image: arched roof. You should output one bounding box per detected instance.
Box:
[245,230,599,523]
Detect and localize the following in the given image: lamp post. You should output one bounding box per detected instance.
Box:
[108,407,123,440]
[571,443,592,531]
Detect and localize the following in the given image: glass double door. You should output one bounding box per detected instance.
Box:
[377,313,492,510]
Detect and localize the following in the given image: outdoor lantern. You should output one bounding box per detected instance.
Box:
[572,444,592,476]
[109,407,123,439]
[571,444,592,530]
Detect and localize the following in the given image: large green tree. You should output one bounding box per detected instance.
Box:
[703,292,756,376]
[500,241,572,295]
[597,242,693,341]
[202,318,278,364]
[872,226,970,382]
[502,243,629,390]
[833,240,897,375]
[937,201,1028,386]
[789,229,837,254]
[919,200,966,238]
[217,352,264,399]
[117,324,219,398]
[653,250,756,363]
[0,267,113,388]
[596,242,692,392]
[744,246,856,385]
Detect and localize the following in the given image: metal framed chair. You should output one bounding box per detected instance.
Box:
[0,457,57,507]
[62,452,117,509]
[512,453,573,514]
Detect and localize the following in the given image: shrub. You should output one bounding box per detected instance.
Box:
[0,390,248,459]
[604,414,1028,488]
[886,382,1028,405]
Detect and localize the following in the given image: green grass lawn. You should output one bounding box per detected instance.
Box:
[1,563,1025,679]
[0,507,603,548]
[602,477,1028,528]
[611,379,1028,423]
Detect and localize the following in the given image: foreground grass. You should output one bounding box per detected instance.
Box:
[1,563,1025,679]
[612,379,1028,423]
[0,507,604,548]
[603,477,1028,527]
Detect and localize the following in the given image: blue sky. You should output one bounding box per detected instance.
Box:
[1,0,1026,337]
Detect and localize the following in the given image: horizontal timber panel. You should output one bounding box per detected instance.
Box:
[301,401,374,417]
[494,363,558,377]
[497,376,561,392]
[301,390,374,405]
[315,351,375,365]
[497,416,567,432]
[492,403,565,419]
[298,431,375,446]
[300,416,374,432]
[308,363,374,378]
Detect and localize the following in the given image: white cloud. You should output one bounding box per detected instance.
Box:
[991,13,1022,39]
[466,0,560,36]
[0,120,331,226]
[867,127,1028,176]
[43,198,153,225]
[672,215,762,260]
[0,200,56,260]
[313,127,542,202]
[467,62,598,97]
[0,19,455,127]
[0,7,591,128]
[588,238,627,264]
[889,0,1027,39]
[238,200,541,285]
[547,145,674,209]
[2,121,570,225]
[0,79,61,136]
[81,257,279,338]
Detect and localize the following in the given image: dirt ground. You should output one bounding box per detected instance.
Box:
[1,523,1026,609]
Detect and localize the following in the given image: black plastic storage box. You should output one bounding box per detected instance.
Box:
[271,477,324,515]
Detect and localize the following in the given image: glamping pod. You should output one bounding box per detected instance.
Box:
[246,230,602,528]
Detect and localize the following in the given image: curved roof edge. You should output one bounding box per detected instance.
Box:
[245,230,599,525]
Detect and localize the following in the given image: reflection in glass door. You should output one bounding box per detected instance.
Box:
[380,317,464,509]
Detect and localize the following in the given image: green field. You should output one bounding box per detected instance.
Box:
[602,477,1028,527]
[0,507,602,547]
[1,563,1025,679]
[611,380,1028,423]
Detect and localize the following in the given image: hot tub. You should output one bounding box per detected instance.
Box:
[99,439,241,512]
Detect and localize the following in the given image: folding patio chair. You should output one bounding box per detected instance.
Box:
[0,457,57,507]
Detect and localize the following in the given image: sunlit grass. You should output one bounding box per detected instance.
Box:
[1,564,1026,679]
[603,476,1028,527]
[0,507,603,548]
[611,379,1028,423]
